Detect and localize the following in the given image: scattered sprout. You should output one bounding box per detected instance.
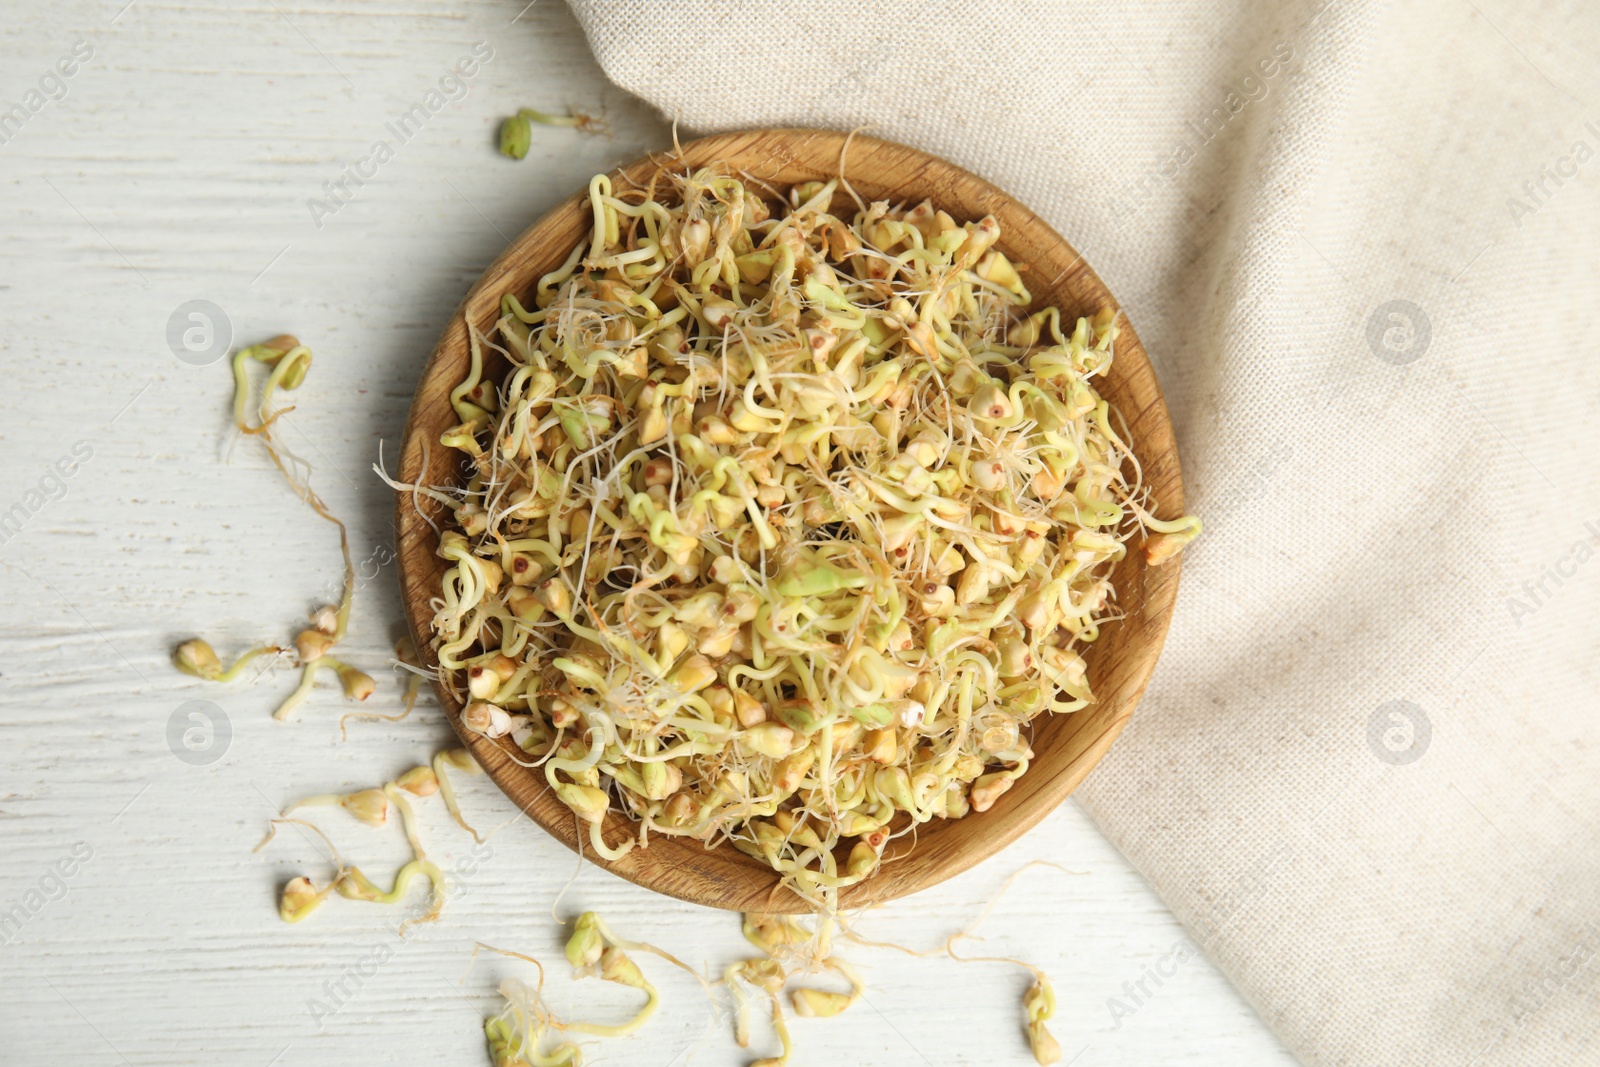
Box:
[257,817,349,922]
[340,636,426,740]
[564,912,604,969]
[480,913,706,1066]
[261,754,473,930]
[172,638,284,681]
[1024,975,1062,1065]
[173,638,223,678]
[789,986,852,1018]
[284,786,390,827]
[941,861,1077,1065]
[750,985,793,1067]
[563,944,657,1039]
[478,945,585,1067]
[498,115,533,161]
[435,747,485,842]
[499,107,607,160]
[172,334,384,724]
[329,658,377,701]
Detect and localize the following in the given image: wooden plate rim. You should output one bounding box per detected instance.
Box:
[395,128,1184,913]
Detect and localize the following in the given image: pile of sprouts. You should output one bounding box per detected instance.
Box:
[405,162,1199,912]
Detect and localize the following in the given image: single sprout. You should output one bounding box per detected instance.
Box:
[1141,513,1203,566]
[499,107,606,160]
[751,989,793,1067]
[742,913,819,958]
[273,655,373,721]
[340,636,425,739]
[557,945,657,1038]
[565,912,605,969]
[173,638,221,678]
[329,658,376,701]
[434,747,485,842]
[310,604,339,633]
[271,661,322,721]
[286,786,389,828]
[1024,975,1062,1066]
[944,861,1077,1065]
[342,787,389,825]
[790,987,852,1018]
[256,817,349,923]
[295,628,334,663]
[173,638,284,681]
[335,860,444,917]
[385,780,429,857]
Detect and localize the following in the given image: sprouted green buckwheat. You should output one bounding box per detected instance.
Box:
[499,106,606,160]
[190,160,1195,1067]
[480,912,711,1067]
[172,334,380,720]
[395,162,1200,919]
[259,747,484,931]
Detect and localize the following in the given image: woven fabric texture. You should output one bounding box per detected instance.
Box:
[566,1,1600,1062]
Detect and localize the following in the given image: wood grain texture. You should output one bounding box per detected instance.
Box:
[397,129,1186,913]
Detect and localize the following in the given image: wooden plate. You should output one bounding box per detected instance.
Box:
[396,129,1185,913]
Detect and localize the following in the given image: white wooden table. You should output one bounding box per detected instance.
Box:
[0,2,1298,1063]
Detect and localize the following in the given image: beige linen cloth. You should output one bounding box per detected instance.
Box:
[567,1,1600,1063]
